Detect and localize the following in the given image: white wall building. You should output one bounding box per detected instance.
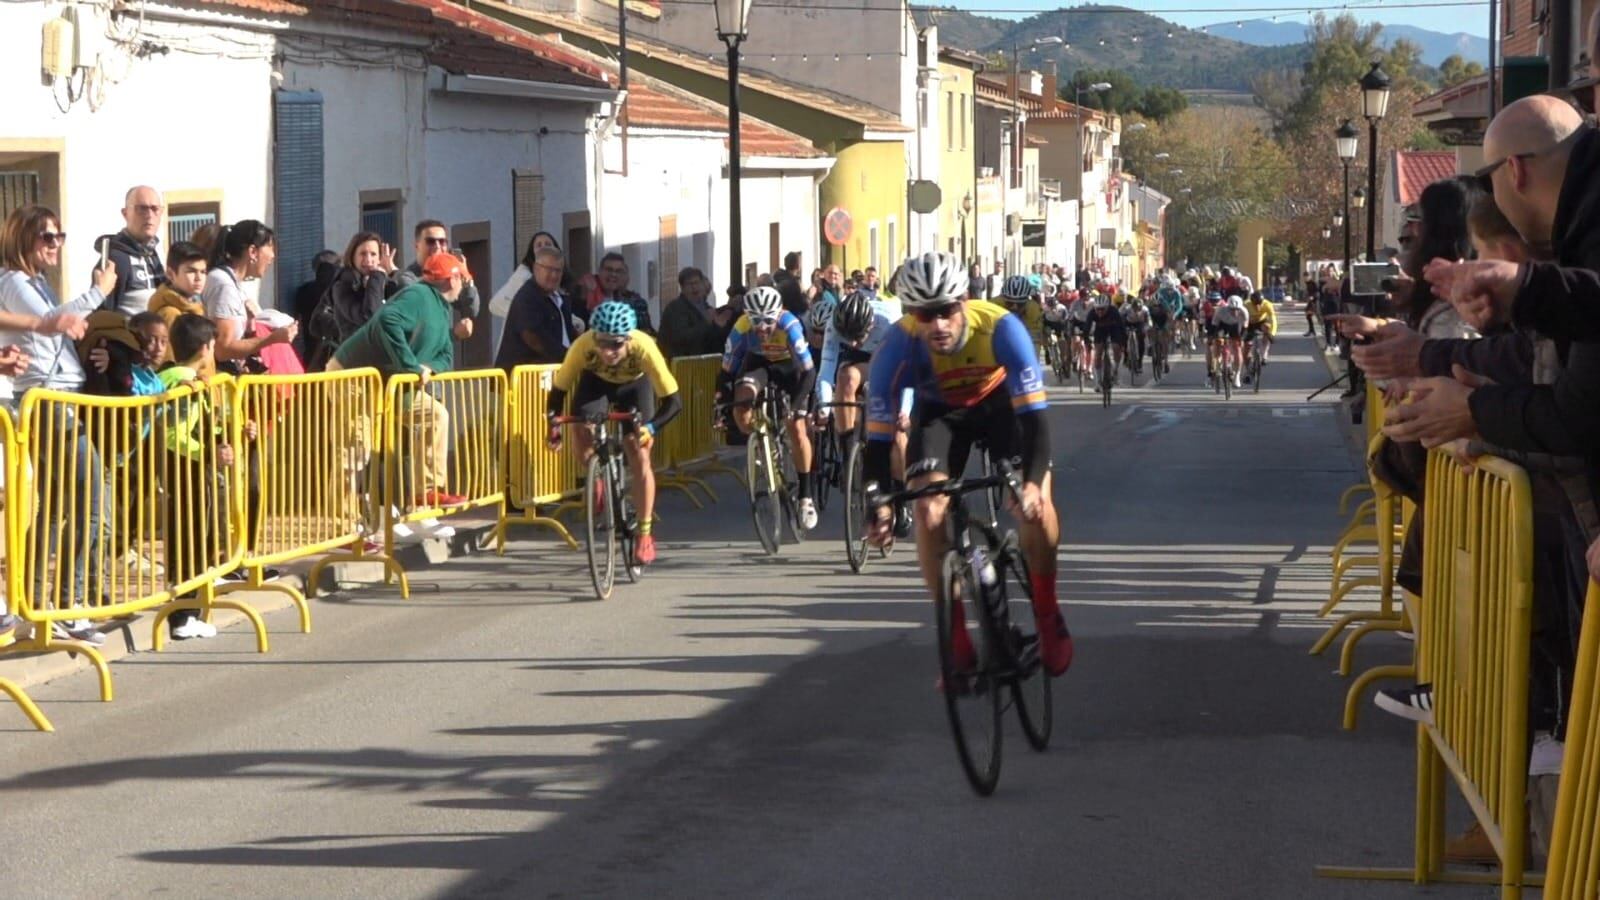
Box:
[0,0,276,301]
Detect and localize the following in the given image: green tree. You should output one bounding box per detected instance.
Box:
[1135,86,1188,122]
[1062,68,1141,114]
[1438,53,1486,87]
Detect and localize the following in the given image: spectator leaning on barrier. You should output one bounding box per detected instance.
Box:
[659,266,734,359]
[395,220,476,343]
[331,251,468,507]
[93,185,167,315]
[496,247,578,370]
[0,204,119,646]
[203,220,296,373]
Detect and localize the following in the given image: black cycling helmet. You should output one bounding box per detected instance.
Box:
[833,291,877,344]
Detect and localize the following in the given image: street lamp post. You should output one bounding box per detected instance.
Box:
[1335,118,1359,292]
[1074,80,1113,284]
[1351,187,1366,255]
[714,0,754,291]
[1359,62,1391,263]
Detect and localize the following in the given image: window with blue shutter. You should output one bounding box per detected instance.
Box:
[273,90,324,309]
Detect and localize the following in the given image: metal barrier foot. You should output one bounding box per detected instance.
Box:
[656,476,706,509]
[0,636,114,702]
[1337,615,1406,675]
[499,510,579,550]
[307,546,408,599]
[0,677,53,732]
[1320,575,1382,618]
[1338,482,1374,516]
[217,581,312,634]
[1309,609,1401,660]
[209,598,270,653]
[1341,663,1414,730]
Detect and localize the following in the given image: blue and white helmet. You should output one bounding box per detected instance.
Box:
[590,300,637,337]
[743,285,783,319]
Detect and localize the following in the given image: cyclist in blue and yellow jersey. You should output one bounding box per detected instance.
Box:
[718,284,819,529]
[863,252,1073,678]
[545,301,681,565]
[999,274,1047,353]
[820,289,913,537]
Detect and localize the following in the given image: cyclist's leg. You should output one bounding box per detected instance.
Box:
[732,364,766,434]
[835,359,864,437]
[779,364,815,498]
[569,372,610,466]
[617,379,657,530]
[905,409,958,602]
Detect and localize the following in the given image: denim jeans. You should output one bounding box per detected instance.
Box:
[29,403,107,613]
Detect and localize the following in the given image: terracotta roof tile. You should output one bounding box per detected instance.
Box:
[1394,150,1458,206]
[472,0,907,133]
[607,61,826,158]
[196,0,307,14]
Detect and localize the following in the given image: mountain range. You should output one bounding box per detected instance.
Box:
[1227,18,1489,64]
[918,5,1486,94]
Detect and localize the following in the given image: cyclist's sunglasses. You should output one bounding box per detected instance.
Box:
[749,314,779,326]
[912,303,962,323]
[596,336,630,351]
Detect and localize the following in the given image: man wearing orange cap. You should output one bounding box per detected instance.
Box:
[331,251,471,507]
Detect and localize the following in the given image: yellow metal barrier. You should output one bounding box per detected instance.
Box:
[0,378,273,698]
[657,354,743,500]
[0,406,51,732]
[1546,580,1600,900]
[371,369,508,598]
[233,368,386,618]
[501,364,580,548]
[1313,433,1404,662]
[1318,451,1538,897]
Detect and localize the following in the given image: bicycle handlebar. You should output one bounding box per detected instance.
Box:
[552,411,642,426]
[869,458,1023,510]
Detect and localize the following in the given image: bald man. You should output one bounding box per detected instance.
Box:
[93,185,168,314]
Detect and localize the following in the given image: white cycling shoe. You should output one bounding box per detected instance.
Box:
[799,498,818,530]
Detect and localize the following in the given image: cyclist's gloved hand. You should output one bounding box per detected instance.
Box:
[637,422,656,450]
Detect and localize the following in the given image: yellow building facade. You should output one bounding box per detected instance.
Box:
[936,55,977,263]
[818,140,908,275]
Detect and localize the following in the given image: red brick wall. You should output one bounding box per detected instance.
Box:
[1501,0,1544,57]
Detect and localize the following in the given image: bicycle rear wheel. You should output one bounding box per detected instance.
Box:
[1252,349,1264,393]
[938,552,1002,797]
[842,440,870,572]
[1000,548,1052,751]
[585,454,617,599]
[748,430,781,555]
[814,428,836,514]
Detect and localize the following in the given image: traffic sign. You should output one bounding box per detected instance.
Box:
[908,180,942,215]
[824,207,853,246]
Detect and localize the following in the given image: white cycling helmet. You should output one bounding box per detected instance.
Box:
[743,285,783,319]
[896,252,967,308]
[1228,295,1245,308]
[1094,293,1111,309]
[805,299,835,333]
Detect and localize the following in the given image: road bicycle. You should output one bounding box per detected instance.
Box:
[552,411,644,600]
[873,460,1051,797]
[815,398,891,573]
[810,415,841,516]
[1097,340,1116,409]
[1214,339,1237,401]
[1073,334,1090,394]
[1044,330,1070,386]
[1149,324,1169,384]
[1178,316,1197,359]
[721,383,806,555]
[1246,332,1268,394]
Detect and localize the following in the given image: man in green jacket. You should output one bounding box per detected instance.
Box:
[330,252,469,507]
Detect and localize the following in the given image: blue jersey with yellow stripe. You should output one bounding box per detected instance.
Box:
[864,300,1047,441]
[721,310,813,372]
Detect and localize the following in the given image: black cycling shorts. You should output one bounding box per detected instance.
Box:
[837,345,873,368]
[1073,320,1092,338]
[907,389,1022,480]
[1092,330,1124,347]
[1245,323,1273,341]
[1202,321,1219,338]
[572,371,655,429]
[739,355,804,404]
[1216,322,1244,340]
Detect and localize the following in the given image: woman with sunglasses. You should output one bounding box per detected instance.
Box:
[544,301,680,566]
[861,251,1073,679]
[718,284,819,530]
[0,204,122,646]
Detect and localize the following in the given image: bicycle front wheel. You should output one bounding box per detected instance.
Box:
[938,552,1003,797]
[842,439,870,572]
[614,457,642,584]
[748,430,782,555]
[585,454,617,600]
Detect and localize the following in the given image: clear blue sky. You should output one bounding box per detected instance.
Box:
[949,0,1492,38]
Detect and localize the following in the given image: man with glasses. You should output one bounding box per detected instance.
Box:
[496,247,577,369]
[396,220,478,342]
[718,284,819,530]
[862,252,1073,679]
[595,252,654,335]
[93,185,167,314]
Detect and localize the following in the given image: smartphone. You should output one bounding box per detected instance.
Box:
[97,236,110,272]
[1351,262,1400,296]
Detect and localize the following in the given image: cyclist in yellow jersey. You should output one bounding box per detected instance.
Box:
[545,301,681,565]
[1244,290,1278,364]
[998,274,1046,351]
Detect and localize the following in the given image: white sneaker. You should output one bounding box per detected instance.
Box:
[415,517,456,540]
[392,521,425,545]
[799,498,818,530]
[171,617,218,640]
[52,619,106,646]
[1233,373,1242,388]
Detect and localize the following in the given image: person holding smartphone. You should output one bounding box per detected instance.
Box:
[394,220,477,342]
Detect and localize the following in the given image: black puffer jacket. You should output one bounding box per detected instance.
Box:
[91,230,167,314]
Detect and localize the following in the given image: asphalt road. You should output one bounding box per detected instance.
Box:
[0,326,1491,899]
